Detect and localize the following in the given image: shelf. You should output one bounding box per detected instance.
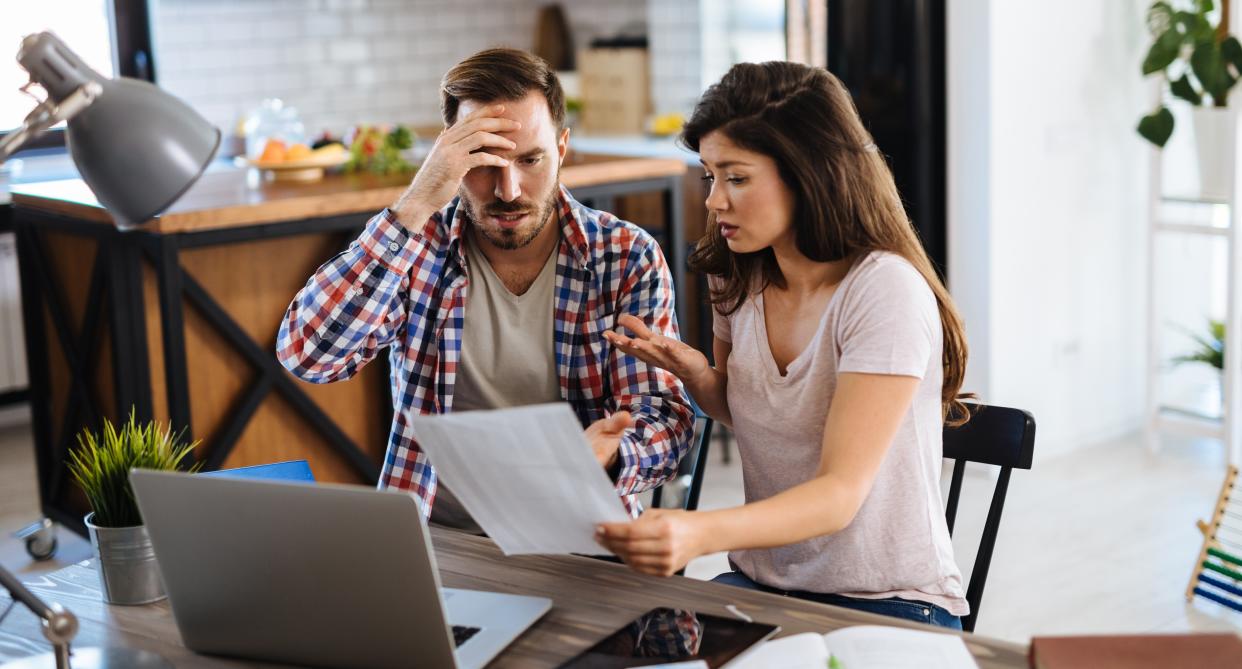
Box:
[1161,195,1231,206]
[1154,222,1229,236]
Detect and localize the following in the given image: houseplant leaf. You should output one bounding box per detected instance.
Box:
[1138,107,1176,147]
[1142,26,1184,74]
[1223,36,1242,75]
[1191,39,1227,103]
[1170,73,1204,103]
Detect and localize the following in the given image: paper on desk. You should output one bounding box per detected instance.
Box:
[732,625,977,669]
[409,403,631,555]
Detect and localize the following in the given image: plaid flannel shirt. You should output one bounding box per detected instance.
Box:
[277,185,693,517]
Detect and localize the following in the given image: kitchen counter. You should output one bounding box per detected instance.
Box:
[12,154,687,233]
[10,154,688,536]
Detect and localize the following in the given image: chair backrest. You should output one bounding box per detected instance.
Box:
[942,403,1035,633]
[651,406,714,512]
[199,460,316,483]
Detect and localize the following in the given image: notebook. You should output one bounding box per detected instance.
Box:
[1029,633,1242,669]
[731,624,977,669]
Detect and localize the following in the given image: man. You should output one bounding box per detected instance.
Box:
[276,48,693,527]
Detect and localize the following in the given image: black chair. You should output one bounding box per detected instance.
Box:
[942,402,1036,633]
[650,404,714,512]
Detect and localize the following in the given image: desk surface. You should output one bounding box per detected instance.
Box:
[0,528,1029,668]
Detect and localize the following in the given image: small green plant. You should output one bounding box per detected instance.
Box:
[66,410,200,528]
[1173,318,1225,370]
[344,124,415,175]
[1137,0,1242,147]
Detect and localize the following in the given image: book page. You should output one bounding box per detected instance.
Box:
[824,625,977,669]
[726,632,829,668]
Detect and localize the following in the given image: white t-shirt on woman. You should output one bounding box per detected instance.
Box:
[713,251,968,615]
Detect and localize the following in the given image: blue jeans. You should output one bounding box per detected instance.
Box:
[712,570,963,630]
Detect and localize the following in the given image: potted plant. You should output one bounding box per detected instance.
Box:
[1138,0,1242,200]
[1172,318,1226,412]
[66,410,199,605]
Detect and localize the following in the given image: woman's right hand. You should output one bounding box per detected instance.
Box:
[604,314,711,385]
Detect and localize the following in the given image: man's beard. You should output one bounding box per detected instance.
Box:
[460,180,561,251]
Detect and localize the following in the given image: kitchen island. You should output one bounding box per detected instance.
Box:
[11,155,686,534]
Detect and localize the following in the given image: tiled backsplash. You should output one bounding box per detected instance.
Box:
[152,0,702,141]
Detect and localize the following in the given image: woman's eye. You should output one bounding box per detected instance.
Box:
[727,177,747,185]
[700,174,715,183]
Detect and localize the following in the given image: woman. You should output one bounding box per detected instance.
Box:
[596,61,972,630]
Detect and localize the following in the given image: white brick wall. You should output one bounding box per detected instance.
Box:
[648,0,703,116]
[152,0,648,140]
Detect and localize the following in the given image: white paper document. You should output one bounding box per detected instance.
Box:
[409,403,631,555]
[732,625,977,669]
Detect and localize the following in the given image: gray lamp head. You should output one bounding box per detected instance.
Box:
[17,32,220,228]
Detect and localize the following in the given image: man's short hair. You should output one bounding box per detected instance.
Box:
[441,48,566,131]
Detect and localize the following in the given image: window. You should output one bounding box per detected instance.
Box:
[0,0,153,151]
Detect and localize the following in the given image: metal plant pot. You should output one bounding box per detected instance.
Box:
[84,513,166,605]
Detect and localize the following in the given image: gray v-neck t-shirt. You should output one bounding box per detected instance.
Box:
[432,234,561,533]
[714,251,967,615]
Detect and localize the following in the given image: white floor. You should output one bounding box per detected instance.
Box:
[2,409,1240,645]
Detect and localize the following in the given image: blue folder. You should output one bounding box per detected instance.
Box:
[198,459,316,483]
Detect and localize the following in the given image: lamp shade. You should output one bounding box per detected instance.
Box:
[18,32,220,228]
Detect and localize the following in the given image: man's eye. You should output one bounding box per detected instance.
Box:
[521,157,542,165]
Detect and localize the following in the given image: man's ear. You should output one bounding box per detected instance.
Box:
[557,127,570,166]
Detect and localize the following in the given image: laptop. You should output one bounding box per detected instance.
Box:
[129,469,551,669]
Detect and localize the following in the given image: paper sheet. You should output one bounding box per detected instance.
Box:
[409,403,631,555]
[732,625,977,669]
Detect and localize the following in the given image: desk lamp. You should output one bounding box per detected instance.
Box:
[0,30,214,669]
[0,31,219,228]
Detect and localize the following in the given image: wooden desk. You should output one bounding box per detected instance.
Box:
[10,157,687,536]
[0,528,1029,668]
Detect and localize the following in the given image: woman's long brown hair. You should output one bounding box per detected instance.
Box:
[684,61,972,425]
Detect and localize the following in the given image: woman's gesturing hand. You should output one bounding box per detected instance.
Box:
[604,314,711,384]
[595,508,707,577]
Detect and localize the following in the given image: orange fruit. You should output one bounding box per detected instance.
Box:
[258,138,287,163]
[286,143,312,161]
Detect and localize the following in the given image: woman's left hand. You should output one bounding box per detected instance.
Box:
[595,508,707,577]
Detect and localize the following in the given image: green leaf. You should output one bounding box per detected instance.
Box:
[1142,26,1184,74]
[1223,37,1242,76]
[1170,73,1204,103]
[1176,10,1212,42]
[1137,107,1175,147]
[1191,40,1228,102]
[1195,0,1214,15]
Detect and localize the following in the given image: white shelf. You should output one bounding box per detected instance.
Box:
[1145,102,1242,466]
[1154,222,1229,236]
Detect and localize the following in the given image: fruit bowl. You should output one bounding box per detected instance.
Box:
[246,150,348,182]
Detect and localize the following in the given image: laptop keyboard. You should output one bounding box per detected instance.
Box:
[452,625,482,647]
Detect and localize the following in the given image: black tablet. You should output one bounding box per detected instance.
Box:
[558,607,780,668]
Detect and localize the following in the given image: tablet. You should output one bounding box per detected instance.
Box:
[558,607,780,668]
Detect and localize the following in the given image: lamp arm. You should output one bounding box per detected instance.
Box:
[0,563,80,669]
[0,80,101,165]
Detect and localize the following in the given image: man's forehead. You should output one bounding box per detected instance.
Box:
[457,92,552,128]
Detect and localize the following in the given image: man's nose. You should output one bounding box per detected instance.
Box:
[494,164,521,202]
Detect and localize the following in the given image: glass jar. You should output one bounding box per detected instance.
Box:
[241,98,306,160]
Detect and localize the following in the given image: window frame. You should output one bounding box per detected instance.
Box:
[1,0,155,153]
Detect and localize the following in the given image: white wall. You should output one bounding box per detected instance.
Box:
[151,0,651,137]
[949,0,1151,459]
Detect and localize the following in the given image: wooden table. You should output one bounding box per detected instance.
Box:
[10,156,687,536]
[0,528,1029,668]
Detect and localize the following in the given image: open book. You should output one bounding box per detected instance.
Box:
[730,625,977,669]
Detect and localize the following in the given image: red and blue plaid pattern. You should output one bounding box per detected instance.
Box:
[277,185,693,517]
